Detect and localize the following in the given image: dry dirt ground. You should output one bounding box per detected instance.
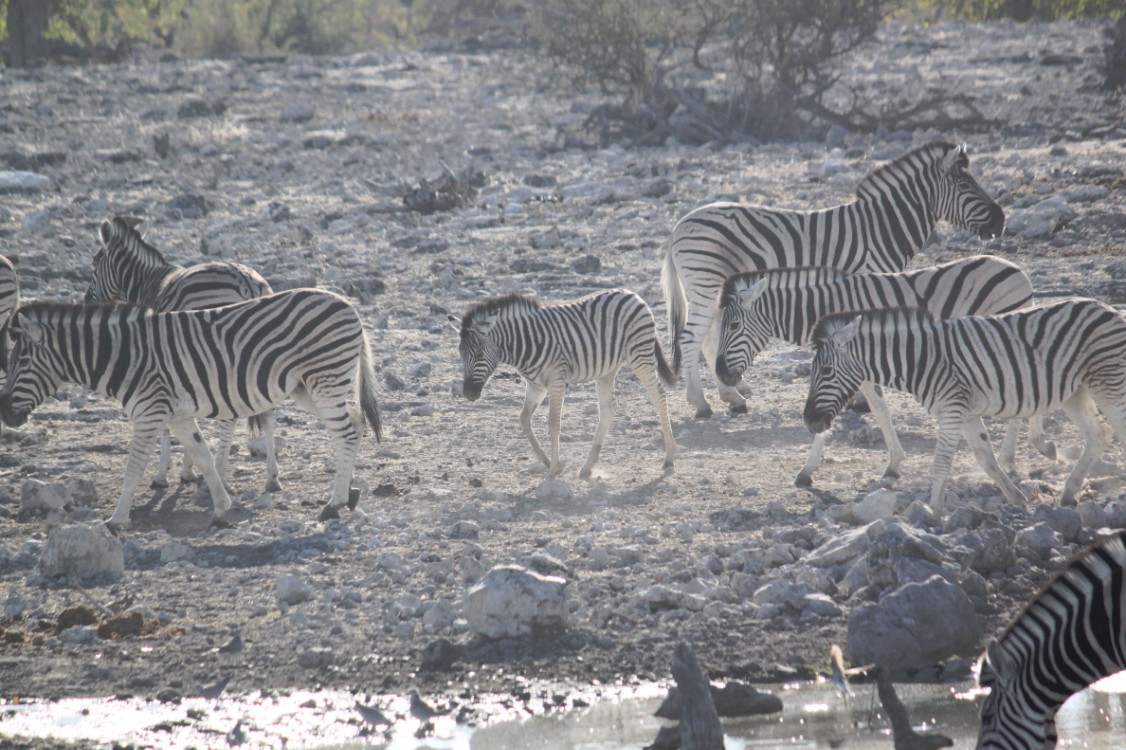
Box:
[0,16,1124,748]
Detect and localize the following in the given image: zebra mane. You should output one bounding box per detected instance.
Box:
[990,529,1126,654]
[103,216,169,268]
[460,293,541,327]
[810,305,934,345]
[855,141,962,202]
[14,299,147,331]
[721,267,849,302]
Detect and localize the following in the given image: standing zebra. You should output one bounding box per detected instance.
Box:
[0,255,19,371]
[976,530,1126,749]
[86,216,279,491]
[0,290,382,528]
[803,299,1126,515]
[449,289,677,479]
[663,141,1006,418]
[714,255,1052,487]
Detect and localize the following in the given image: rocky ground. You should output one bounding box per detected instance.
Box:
[0,15,1124,748]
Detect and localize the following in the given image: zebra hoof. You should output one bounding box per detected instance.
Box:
[318,504,341,522]
[264,478,282,494]
[794,473,813,489]
[103,519,126,536]
[209,515,233,530]
[150,476,170,490]
[882,468,901,481]
[347,487,360,510]
[728,403,748,415]
[694,406,713,420]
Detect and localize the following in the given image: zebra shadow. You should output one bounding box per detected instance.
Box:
[128,483,255,538]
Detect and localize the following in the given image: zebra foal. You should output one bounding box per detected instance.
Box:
[804,299,1126,516]
[714,255,1051,487]
[86,216,279,491]
[663,140,1006,418]
[449,289,677,479]
[0,290,382,528]
[976,530,1126,749]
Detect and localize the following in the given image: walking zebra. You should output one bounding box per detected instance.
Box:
[449,289,677,478]
[804,299,1126,515]
[0,290,382,528]
[86,216,278,491]
[663,140,1006,418]
[976,529,1126,749]
[0,255,19,371]
[714,255,1052,487]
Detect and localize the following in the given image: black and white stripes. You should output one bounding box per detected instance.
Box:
[803,299,1126,515]
[0,290,381,527]
[976,530,1126,749]
[663,140,1005,418]
[450,289,677,478]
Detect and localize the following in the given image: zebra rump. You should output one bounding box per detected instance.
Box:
[976,530,1126,749]
[0,290,381,527]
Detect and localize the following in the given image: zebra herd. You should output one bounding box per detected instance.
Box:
[0,140,1123,746]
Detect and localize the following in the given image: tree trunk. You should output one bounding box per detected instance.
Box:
[6,0,53,67]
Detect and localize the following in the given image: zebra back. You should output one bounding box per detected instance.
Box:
[976,530,1126,749]
[900,255,1032,319]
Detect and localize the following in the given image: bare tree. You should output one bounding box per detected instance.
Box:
[5,0,54,67]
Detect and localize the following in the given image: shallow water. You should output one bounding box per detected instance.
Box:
[3,674,1125,749]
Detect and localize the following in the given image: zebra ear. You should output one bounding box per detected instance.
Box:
[99,220,115,246]
[830,316,862,347]
[985,640,1014,688]
[14,314,44,346]
[470,313,498,336]
[737,278,768,308]
[446,314,461,333]
[942,143,969,172]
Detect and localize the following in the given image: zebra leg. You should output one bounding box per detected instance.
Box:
[1059,390,1106,505]
[259,409,282,493]
[167,418,234,524]
[997,420,1021,471]
[545,382,567,477]
[961,416,1028,507]
[212,419,236,486]
[292,389,363,521]
[680,312,715,419]
[700,316,747,414]
[796,431,827,488]
[928,413,967,517]
[1027,415,1057,461]
[644,370,677,472]
[860,382,905,480]
[580,375,616,479]
[519,382,551,470]
[106,420,163,528]
[151,430,174,489]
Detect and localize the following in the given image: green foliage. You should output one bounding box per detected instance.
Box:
[902,0,1122,20]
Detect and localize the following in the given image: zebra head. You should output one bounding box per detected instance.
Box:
[976,641,1059,750]
[0,312,67,428]
[803,313,866,434]
[85,216,151,304]
[448,311,501,402]
[715,274,773,387]
[933,143,1006,240]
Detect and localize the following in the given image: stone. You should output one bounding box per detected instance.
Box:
[277,573,314,605]
[639,584,707,613]
[847,575,982,670]
[1015,523,1059,561]
[0,171,50,194]
[968,527,1017,574]
[1076,500,1109,529]
[534,478,573,502]
[19,480,70,516]
[805,524,872,567]
[465,564,568,639]
[1031,505,1082,542]
[38,524,124,582]
[854,489,900,523]
[1005,197,1076,239]
[280,103,316,123]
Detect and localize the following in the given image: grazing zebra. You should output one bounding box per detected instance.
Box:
[0,290,382,528]
[714,255,1052,487]
[976,530,1126,749]
[86,216,278,491]
[448,289,677,479]
[0,255,19,370]
[804,299,1126,515]
[663,140,1006,418]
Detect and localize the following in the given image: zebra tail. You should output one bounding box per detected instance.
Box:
[660,241,688,375]
[247,413,265,435]
[655,339,678,389]
[359,330,383,442]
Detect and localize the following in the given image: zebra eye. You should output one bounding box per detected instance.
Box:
[727,318,740,332]
[819,365,835,379]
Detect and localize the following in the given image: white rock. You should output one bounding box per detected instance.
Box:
[1057,184,1108,204]
[465,564,568,639]
[38,524,124,581]
[805,524,873,567]
[20,480,71,515]
[1005,197,1077,239]
[161,541,195,564]
[0,170,50,193]
[535,478,573,501]
[276,573,314,605]
[854,489,900,523]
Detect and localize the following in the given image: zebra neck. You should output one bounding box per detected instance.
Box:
[849,182,936,269]
[138,266,179,306]
[50,308,151,401]
[854,322,949,409]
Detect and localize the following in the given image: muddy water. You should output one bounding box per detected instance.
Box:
[2,675,1125,748]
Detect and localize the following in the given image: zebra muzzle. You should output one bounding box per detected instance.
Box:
[0,396,27,427]
[714,354,742,387]
[462,380,483,401]
[803,403,833,435]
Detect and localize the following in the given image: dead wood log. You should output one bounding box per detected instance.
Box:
[876,668,953,750]
[670,642,725,750]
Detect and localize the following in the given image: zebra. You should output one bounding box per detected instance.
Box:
[803,298,1126,516]
[448,289,677,479]
[0,290,382,528]
[713,255,1053,487]
[86,216,279,492]
[976,529,1126,749]
[0,255,19,371]
[663,140,1006,418]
